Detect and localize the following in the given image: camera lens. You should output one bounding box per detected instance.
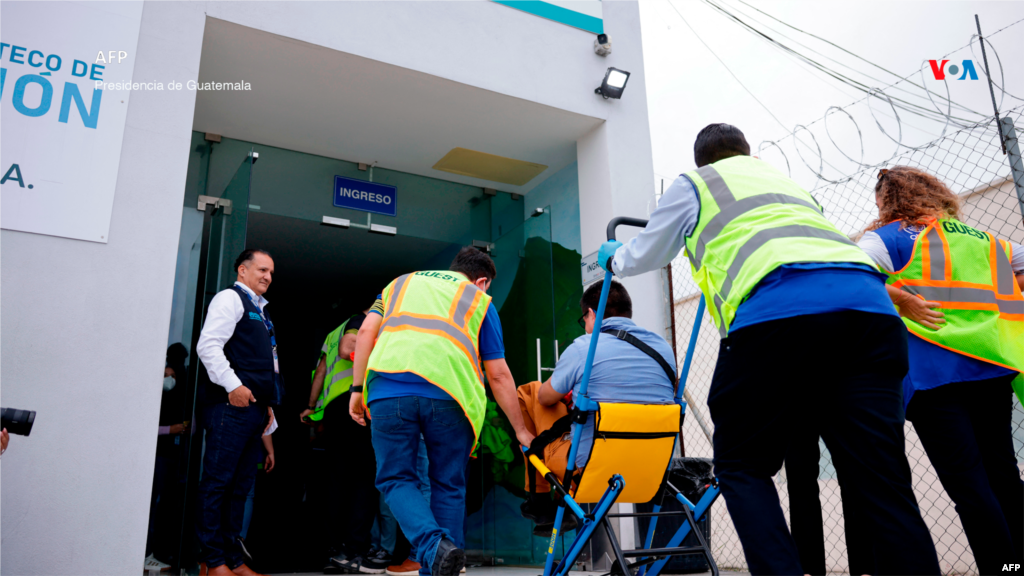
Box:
[0,407,37,437]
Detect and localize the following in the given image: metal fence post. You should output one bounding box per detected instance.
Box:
[1000,117,1024,223]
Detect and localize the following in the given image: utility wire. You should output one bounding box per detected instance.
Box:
[733,0,988,116]
[712,0,944,138]
[700,0,980,125]
[662,0,788,133]
[719,0,981,117]
[662,0,850,178]
[770,14,1024,142]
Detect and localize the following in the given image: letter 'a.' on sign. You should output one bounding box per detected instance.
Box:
[333,175,397,217]
[0,1,144,243]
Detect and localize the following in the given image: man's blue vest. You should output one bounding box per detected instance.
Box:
[202,285,285,406]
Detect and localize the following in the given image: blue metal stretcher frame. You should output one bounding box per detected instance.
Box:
[524,217,721,576]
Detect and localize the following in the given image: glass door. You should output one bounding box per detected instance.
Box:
[175,149,255,573]
[466,206,578,567]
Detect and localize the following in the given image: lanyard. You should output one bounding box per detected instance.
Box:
[239,286,277,348]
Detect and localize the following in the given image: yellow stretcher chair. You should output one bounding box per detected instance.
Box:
[523,217,721,576]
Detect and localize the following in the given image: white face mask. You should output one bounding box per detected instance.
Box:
[163,376,177,391]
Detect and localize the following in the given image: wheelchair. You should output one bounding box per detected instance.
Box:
[523,217,721,576]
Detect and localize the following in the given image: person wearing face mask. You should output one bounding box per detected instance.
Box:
[144,344,192,573]
[196,249,284,576]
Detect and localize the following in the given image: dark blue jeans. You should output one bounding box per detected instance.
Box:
[196,402,267,569]
[370,397,474,575]
[708,311,940,575]
[907,375,1024,575]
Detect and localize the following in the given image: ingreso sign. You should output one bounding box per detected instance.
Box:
[0,2,143,243]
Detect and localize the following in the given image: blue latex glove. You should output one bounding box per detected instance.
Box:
[598,240,623,272]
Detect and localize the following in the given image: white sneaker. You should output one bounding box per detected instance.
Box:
[460,568,466,574]
[144,554,171,572]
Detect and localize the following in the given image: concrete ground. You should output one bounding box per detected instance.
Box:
[276,566,751,576]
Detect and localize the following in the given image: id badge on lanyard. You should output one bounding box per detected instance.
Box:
[244,289,280,374]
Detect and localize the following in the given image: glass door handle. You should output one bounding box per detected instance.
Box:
[536,338,559,382]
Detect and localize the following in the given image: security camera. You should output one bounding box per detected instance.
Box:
[594,33,612,57]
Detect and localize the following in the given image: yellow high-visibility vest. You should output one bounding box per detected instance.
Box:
[682,155,878,337]
[367,271,492,447]
[307,318,355,422]
[885,218,1023,402]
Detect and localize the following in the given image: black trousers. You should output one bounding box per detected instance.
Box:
[907,375,1024,575]
[325,393,379,556]
[708,311,940,575]
[785,430,873,576]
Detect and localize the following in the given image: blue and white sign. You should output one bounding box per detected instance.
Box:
[333,175,397,217]
[581,250,604,286]
[492,1,603,34]
[1,1,144,243]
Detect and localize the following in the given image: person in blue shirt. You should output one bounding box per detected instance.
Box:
[517,280,675,533]
[858,165,1024,573]
[348,248,533,576]
[597,124,940,575]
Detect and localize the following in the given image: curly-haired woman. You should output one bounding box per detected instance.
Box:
[858,166,1024,573]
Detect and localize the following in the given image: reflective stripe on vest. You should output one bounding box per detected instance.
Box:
[368,271,492,446]
[885,218,1023,402]
[682,155,877,338]
[378,313,484,381]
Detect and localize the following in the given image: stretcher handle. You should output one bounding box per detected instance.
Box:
[522,447,569,498]
[606,217,649,241]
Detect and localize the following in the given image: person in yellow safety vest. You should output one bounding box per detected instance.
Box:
[300,314,362,424]
[858,166,1024,573]
[596,124,941,575]
[299,312,391,575]
[348,247,534,576]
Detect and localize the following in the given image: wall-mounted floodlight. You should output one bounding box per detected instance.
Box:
[595,67,630,99]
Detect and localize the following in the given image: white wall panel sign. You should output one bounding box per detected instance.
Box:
[1,1,143,243]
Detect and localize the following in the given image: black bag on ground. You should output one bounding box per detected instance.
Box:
[634,457,714,574]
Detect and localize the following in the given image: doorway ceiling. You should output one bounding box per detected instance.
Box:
[192,18,603,195]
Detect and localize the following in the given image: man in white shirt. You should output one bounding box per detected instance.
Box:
[195,249,282,576]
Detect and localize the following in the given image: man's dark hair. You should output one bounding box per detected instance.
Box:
[694,123,750,167]
[234,249,273,272]
[581,280,632,319]
[449,247,497,282]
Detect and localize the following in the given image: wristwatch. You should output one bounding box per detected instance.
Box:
[351,385,364,392]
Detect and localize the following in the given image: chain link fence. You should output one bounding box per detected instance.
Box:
[666,104,1024,575]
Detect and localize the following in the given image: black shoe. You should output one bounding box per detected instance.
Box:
[324,547,345,574]
[430,539,465,576]
[362,550,392,573]
[333,553,387,574]
[532,513,579,537]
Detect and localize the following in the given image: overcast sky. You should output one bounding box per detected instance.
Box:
[639,0,1024,195]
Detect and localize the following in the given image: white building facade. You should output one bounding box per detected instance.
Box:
[0,2,663,574]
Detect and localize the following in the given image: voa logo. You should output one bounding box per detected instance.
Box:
[928,59,979,80]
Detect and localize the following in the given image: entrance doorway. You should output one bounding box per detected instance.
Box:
[152,137,585,574]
